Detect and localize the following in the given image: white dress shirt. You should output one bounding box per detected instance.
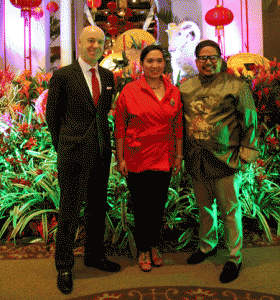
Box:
[78,56,102,96]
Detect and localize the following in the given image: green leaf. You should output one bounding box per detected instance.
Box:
[34,173,47,184]
[127,228,137,259]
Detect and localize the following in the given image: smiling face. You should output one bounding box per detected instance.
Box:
[196,46,222,77]
[140,50,165,80]
[78,26,105,66]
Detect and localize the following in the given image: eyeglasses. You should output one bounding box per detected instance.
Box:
[197,55,220,63]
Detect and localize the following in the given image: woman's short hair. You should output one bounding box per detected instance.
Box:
[195,40,221,58]
[140,45,165,63]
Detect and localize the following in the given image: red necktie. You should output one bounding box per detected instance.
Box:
[90,68,100,106]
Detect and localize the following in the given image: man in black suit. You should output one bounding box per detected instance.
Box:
[46,25,121,295]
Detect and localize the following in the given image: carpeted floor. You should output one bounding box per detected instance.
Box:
[0,231,279,299]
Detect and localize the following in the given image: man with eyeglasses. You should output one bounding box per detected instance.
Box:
[180,40,259,283]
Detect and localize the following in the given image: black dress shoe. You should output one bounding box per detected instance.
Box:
[220,261,242,283]
[84,257,121,272]
[187,248,217,265]
[57,270,73,295]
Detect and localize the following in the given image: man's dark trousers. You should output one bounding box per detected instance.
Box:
[55,136,111,271]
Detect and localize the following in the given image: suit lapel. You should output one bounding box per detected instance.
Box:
[72,60,97,112]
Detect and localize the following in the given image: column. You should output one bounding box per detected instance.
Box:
[73,0,84,59]
[0,0,5,70]
[60,0,72,66]
[43,0,50,72]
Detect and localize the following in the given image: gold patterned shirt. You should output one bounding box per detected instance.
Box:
[180,72,259,169]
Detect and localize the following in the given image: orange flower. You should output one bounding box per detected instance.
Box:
[36,87,44,95]
[24,136,37,149]
[11,103,25,113]
[36,72,44,85]
[44,73,52,83]
[17,123,31,135]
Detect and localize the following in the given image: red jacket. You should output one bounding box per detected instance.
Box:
[115,74,183,173]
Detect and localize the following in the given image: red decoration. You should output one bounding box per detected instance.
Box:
[108,27,119,36]
[31,6,43,20]
[87,0,101,9]
[124,21,133,31]
[205,5,233,31]
[205,4,234,57]
[125,8,133,18]
[46,1,59,13]
[10,0,42,10]
[10,0,42,73]
[107,1,117,13]
[108,14,119,25]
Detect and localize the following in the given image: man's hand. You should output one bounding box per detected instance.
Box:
[172,157,182,176]
[118,160,128,177]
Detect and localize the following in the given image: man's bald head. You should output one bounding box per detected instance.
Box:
[78,26,105,66]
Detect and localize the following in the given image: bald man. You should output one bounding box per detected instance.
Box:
[46,26,121,295]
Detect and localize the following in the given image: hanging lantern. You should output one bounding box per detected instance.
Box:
[10,0,42,73]
[10,0,42,10]
[87,0,101,9]
[46,1,59,13]
[31,6,43,20]
[124,21,133,31]
[205,4,233,57]
[108,26,119,36]
[108,14,119,25]
[205,5,233,37]
[125,8,133,18]
[107,1,117,13]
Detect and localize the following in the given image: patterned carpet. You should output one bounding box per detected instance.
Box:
[0,231,279,300]
[69,286,280,300]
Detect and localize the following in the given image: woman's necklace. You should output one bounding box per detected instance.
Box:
[150,81,163,90]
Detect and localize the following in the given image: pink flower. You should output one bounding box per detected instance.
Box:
[261,105,266,111]
[34,89,48,123]
[0,112,13,133]
[276,100,280,107]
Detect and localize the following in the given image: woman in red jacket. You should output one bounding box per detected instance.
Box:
[115,45,183,272]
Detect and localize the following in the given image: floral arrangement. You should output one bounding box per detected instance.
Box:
[0,56,279,256]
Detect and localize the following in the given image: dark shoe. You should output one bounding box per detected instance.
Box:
[187,248,217,265]
[57,270,73,295]
[84,257,121,272]
[220,261,242,283]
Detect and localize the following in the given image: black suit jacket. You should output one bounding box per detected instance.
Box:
[46,60,115,167]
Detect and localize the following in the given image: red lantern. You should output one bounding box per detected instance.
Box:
[87,0,101,9]
[107,1,117,13]
[31,6,43,20]
[10,0,42,10]
[205,5,233,35]
[108,27,119,36]
[124,21,133,31]
[107,14,119,25]
[125,8,133,18]
[205,4,233,57]
[46,1,59,13]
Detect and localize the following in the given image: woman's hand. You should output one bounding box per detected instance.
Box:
[172,157,182,176]
[118,160,128,177]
